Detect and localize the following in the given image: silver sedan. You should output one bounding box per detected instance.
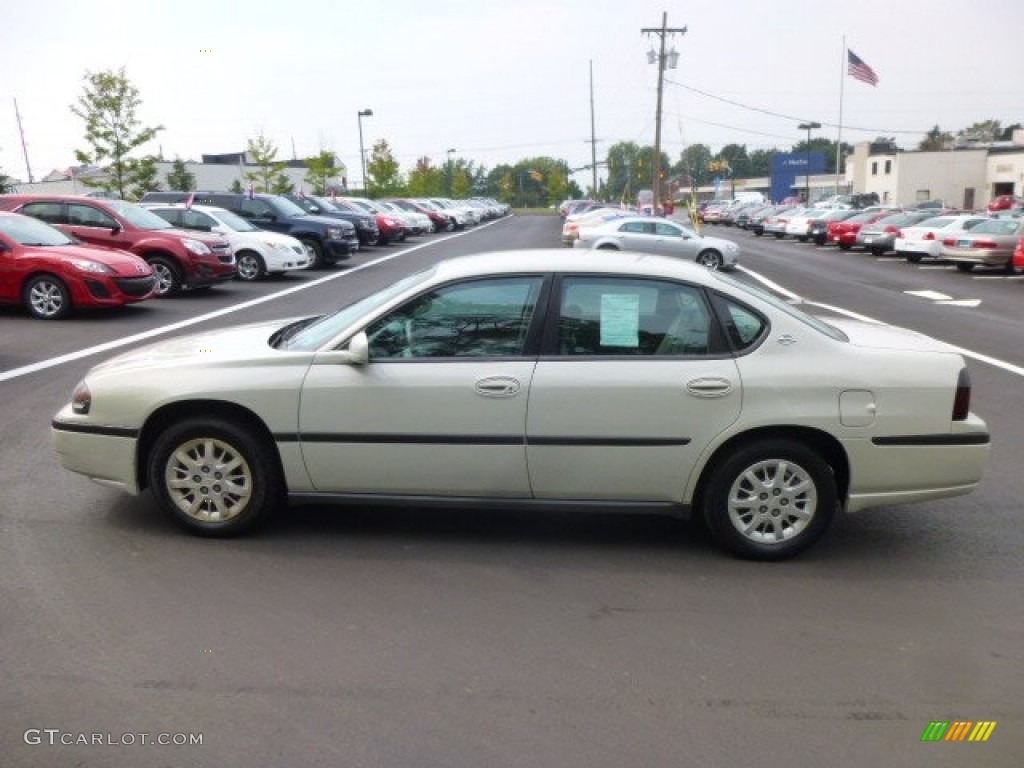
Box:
[574,216,740,270]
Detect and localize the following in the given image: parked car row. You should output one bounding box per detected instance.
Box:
[0,192,509,319]
[719,200,1024,275]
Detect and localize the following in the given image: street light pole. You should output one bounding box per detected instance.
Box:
[357,108,373,195]
[797,121,821,203]
[446,148,457,196]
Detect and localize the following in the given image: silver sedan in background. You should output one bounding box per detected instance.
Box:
[574,216,740,270]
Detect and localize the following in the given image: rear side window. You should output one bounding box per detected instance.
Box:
[721,301,765,350]
[19,202,64,224]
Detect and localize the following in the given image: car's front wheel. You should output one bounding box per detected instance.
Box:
[235,250,265,281]
[148,417,283,537]
[302,239,325,268]
[696,249,724,270]
[701,439,837,561]
[955,263,974,272]
[149,256,182,296]
[24,274,72,319]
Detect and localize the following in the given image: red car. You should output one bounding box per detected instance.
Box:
[827,210,898,250]
[0,195,236,296]
[0,211,156,319]
[987,194,1024,212]
[1013,237,1024,271]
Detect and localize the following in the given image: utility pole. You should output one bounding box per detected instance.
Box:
[588,60,598,199]
[642,13,686,214]
[13,98,34,183]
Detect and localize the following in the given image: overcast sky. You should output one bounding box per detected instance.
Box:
[2,0,1021,186]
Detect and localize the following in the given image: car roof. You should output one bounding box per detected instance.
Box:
[434,248,716,284]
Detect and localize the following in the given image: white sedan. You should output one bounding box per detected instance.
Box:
[894,213,990,262]
[51,250,990,560]
[574,216,740,270]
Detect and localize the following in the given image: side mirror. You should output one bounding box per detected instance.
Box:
[341,331,369,365]
[110,223,122,234]
[0,241,10,253]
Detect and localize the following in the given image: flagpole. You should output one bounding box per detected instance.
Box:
[835,35,846,196]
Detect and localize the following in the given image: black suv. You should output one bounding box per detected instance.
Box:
[140,191,359,268]
[279,194,380,247]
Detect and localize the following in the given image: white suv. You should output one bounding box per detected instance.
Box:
[145,204,311,281]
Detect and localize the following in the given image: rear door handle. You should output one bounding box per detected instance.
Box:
[686,377,733,398]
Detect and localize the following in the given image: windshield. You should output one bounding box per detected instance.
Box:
[283,267,437,351]
[711,271,849,342]
[215,209,259,231]
[310,196,343,212]
[0,214,74,245]
[107,200,173,230]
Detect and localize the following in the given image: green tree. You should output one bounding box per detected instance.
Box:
[958,120,1003,143]
[244,134,287,192]
[718,144,750,178]
[0,157,15,193]
[165,157,196,191]
[919,125,953,151]
[304,150,339,195]
[70,67,164,200]
[270,172,293,194]
[674,144,713,189]
[747,148,776,178]
[999,122,1022,140]
[366,139,403,196]
[129,155,161,200]
[229,179,244,193]
[407,156,444,197]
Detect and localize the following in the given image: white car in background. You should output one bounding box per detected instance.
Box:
[145,203,311,281]
[49,249,990,561]
[894,214,990,262]
[783,208,821,241]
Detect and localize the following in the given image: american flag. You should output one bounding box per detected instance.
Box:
[848,50,879,87]
[184,191,195,211]
[247,182,255,200]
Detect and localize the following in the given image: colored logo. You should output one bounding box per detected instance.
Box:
[921,721,996,742]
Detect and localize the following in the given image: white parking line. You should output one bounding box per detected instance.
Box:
[0,220,502,384]
[737,265,1024,377]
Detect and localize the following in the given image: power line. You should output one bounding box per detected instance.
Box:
[665,77,926,136]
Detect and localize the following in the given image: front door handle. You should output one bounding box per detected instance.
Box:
[475,376,521,398]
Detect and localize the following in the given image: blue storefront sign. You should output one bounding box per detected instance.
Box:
[771,153,825,202]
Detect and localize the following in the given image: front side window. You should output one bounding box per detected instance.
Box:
[367,277,544,359]
[67,203,117,228]
[654,222,684,237]
[557,277,713,356]
[181,210,216,231]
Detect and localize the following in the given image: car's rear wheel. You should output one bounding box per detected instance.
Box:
[702,439,837,561]
[24,274,71,320]
[797,236,808,242]
[870,247,885,256]
[148,417,283,537]
[813,236,827,246]
[955,263,975,272]
[597,243,619,250]
[149,256,182,296]
[838,243,852,251]
[773,232,784,239]
[696,249,724,270]
[903,252,922,263]
[235,250,265,281]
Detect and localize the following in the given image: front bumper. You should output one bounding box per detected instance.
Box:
[52,416,141,495]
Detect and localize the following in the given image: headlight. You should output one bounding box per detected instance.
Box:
[263,240,289,251]
[384,217,400,227]
[71,380,91,415]
[326,227,346,240]
[183,239,211,255]
[69,259,114,274]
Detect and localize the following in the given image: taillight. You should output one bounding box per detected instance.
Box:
[885,226,899,234]
[952,368,971,421]
[942,238,955,246]
[923,231,935,240]
[972,240,998,249]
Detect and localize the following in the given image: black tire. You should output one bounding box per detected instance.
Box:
[596,243,619,250]
[701,439,837,561]
[753,229,764,237]
[302,239,326,268]
[696,249,724,270]
[773,232,785,239]
[797,236,808,243]
[903,252,923,263]
[235,250,265,281]
[955,263,974,272]
[813,236,827,246]
[1003,260,1021,275]
[870,247,885,256]
[148,417,283,537]
[23,274,71,320]
[149,255,182,296]
[838,243,852,251]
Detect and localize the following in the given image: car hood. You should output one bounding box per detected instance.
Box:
[90,318,308,374]
[820,317,959,354]
[696,234,739,250]
[32,243,150,274]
